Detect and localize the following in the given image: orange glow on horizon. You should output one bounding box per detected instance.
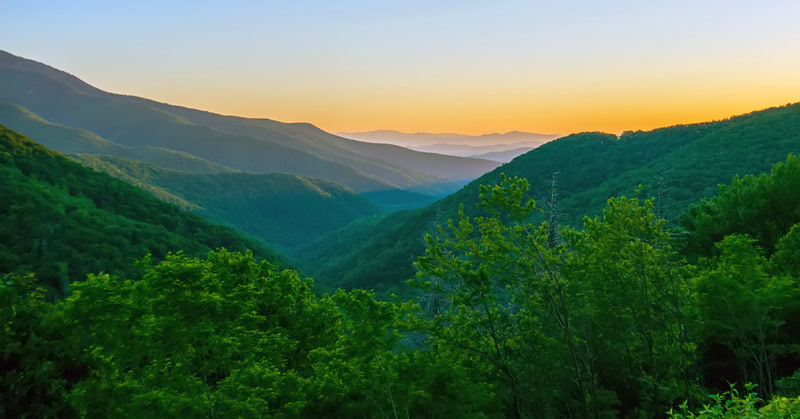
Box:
[76,34,800,138]
[6,1,800,138]
[136,86,800,137]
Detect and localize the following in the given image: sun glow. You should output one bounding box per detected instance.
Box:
[2,0,799,135]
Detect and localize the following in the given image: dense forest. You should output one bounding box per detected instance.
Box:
[72,154,384,250]
[0,125,282,295]
[3,114,800,416]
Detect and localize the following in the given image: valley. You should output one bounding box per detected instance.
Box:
[2,14,800,415]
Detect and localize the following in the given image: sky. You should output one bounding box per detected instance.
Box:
[2,0,800,135]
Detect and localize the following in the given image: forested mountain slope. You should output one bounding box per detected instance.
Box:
[682,152,800,259]
[0,56,392,191]
[73,155,384,249]
[147,103,501,188]
[300,103,800,293]
[0,103,235,173]
[0,50,498,194]
[0,125,281,294]
[5,155,800,418]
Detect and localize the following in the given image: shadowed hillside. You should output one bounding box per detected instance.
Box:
[73,155,384,250]
[0,124,281,294]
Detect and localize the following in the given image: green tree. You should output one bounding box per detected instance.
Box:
[694,236,799,397]
[0,273,80,417]
[682,154,800,259]
[563,194,698,415]
[413,175,697,417]
[60,250,338,417]
[669,384,800,418]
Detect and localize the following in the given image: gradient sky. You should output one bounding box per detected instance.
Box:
[2,0,799,135]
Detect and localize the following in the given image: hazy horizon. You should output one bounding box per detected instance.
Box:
[2,1,799,135]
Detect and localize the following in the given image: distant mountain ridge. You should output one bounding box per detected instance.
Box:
[338,130,560,161]
[415,142,539,154]
[0,50,499,197]
[146,103,501,190]
[467,146,535,163]
[338,130,560,146]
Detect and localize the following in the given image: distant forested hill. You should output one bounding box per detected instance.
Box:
[146,102,502,188]
[0,125,281,295]
[73,155,384,250]
[300,103,800,293]
[0,103,236,173]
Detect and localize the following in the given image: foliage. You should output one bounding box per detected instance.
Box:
[694,236,800,396]
[771,223,800,278]
[668,384,800,418]
[60,249,336,417]
[682,154,800,258]
[3,114,800,416]
[0,273,80,418]
[411,174,698,417]
[776,370,800,398]
[73,154,384,250]
[2,250,497,417]
[682,155,800,395]
[406,161,800,415]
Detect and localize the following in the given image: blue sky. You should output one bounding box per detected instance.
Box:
[2,0,799,134]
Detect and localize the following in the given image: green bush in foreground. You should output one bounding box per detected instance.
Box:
[669,384,800,418]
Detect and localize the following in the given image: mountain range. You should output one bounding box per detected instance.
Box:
[3,50,799,298]
[338,129,559,146]
[0,50,500,200]
[3,46,800,418]
[338,130,560,162]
